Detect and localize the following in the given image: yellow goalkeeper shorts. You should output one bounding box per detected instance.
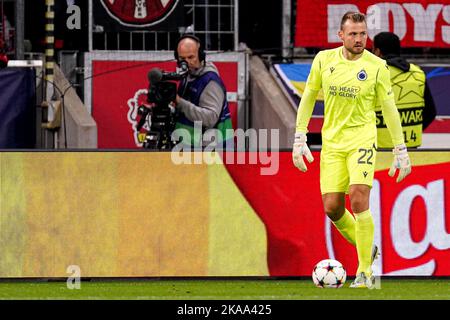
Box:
[320,136,377,195]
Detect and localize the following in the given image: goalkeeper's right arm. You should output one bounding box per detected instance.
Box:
[295,87,319,134]
[293,87,319,172]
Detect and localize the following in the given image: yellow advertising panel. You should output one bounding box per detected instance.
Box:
[0,152,268,278]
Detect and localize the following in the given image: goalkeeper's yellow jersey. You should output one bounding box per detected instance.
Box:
[302,47,396,149]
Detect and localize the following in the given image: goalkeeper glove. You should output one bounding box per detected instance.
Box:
[292,133,314,172]
[388,144,412,183]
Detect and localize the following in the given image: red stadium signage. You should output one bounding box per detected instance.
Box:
[100,0,180,27]
[295,0,450,48]
[224,152,450,276]
[90,59,239,149]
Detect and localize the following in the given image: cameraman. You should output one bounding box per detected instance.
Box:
[173,34,233,149]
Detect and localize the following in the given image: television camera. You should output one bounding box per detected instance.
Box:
[136,60,189,150]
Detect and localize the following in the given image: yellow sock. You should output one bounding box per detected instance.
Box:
[332,209,356,246]
[355,209,375,275]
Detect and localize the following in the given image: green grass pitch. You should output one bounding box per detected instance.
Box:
[0,279,448,300]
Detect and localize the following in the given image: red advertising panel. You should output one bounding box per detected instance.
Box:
[93,0,184,31]
[295,0,450,48]
[91,60,238,149]
[224,151,450,276]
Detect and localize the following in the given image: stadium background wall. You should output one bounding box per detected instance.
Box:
[0,151,449,278]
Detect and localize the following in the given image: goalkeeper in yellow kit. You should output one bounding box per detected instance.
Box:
[292,12,412,288]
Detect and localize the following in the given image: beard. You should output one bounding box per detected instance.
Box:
[346,44,365,55]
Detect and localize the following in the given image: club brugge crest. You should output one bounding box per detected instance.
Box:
[100,0,180,27]
[357,69,367,81]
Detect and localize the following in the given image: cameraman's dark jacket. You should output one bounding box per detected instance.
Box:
[175,62,233,147]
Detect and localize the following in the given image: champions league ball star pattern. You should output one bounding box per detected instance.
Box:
[312,259,347,288]
[100,0,180,26]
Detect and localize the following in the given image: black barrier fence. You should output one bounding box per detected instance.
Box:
[0,67,36,148]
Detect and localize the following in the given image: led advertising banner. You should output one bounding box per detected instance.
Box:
[295,0,450,48]
[0,151,449,277]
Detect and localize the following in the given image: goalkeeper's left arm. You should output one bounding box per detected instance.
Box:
[377,62,412,183]
[380,97,404,146]
[380,97,412,183]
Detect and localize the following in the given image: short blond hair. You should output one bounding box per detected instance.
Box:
[340,11,366,30]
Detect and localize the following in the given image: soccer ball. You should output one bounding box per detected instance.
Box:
[312,259,346,288]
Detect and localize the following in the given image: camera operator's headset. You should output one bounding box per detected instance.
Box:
[174,34,206,64]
